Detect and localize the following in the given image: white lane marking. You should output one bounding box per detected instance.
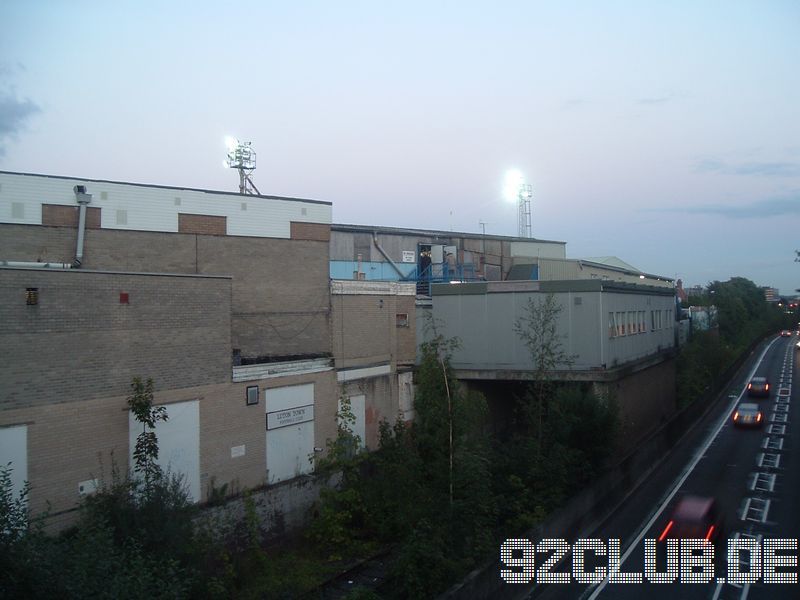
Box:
[584,336,780,600]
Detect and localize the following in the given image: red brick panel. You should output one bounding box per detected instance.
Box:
[178,213,227,235]
[290,221,330,242]
[42,204,101,228]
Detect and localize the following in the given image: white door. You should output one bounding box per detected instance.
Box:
[129,399,200,502]
[340,394,366,449]
[265,383,315,484]
[0,425,28,501]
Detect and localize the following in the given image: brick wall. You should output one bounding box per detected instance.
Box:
[290,221,330,242]
[0,268,232,410]
[42,204,101,228]
[0,224,332,359]
[332,294,393,368]
[599,357,677,455]
[339,375,395,449]
[331,289,418,369]
[395,295,416,365]
[0,368,336,527]
[178,213,227,235]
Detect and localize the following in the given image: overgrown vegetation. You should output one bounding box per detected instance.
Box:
[678,277,795,407]
[0,294,629,597]
[307,299,618,597]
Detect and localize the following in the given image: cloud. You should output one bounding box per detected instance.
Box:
[561,97,590,110]
[694,158,800,177]
[636,96,670,105]
[661,194,800,219]
[0,91,41,157]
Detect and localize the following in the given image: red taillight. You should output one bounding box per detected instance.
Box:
[705,526,715,542]
[733,411,739,421]
[659,520,674,542]
[765,384,770,391]
[748,384,752,389]
[757,413,762,422]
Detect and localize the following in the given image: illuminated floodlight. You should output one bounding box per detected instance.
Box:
[503,169,524,203]
[502,169,534,237]
[223,136,260,195]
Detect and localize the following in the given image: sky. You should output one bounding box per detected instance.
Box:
[1,1,799,294]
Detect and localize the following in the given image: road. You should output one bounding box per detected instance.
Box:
[521,333,800,600]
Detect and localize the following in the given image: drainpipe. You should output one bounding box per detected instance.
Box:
[1,260,72,269]
[73,185,92,268]
[372,231,406,279]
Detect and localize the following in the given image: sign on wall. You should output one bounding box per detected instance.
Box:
[402,250,416,263]
[266,404,314,430]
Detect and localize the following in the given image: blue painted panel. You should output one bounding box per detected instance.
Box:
[330,260,416,281]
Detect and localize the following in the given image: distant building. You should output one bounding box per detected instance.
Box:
[686,285,705,299]
[675,279,688,305]
[762,286,780,303]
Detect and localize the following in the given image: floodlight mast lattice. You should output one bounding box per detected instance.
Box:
[518,183,532,238]
[225,138,260,195]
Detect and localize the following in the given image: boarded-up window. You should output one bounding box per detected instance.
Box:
[42,204,101,228]
[178,213,227,235]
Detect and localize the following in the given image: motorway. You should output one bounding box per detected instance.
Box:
[523,333,800,600]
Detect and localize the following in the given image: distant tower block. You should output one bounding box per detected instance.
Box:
[224,137,260,195]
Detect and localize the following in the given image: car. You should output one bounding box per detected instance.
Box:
[780,330,792,337]
[747,376,770,398]
[733,402,763,428]
[659,496,723,543]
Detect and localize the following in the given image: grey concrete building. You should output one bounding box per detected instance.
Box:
[425,279,678,452]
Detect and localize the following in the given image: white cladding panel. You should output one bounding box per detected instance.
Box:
[0,425,28,501]
[128,399,200,502]
[510,241,566,259]
[0,172,331,238]
[434,288,675,371]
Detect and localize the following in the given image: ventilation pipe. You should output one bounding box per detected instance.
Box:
[73,185,92,268]
[0,260,72,269]
[372,231,406,279]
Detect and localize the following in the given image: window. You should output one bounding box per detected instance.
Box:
[639,311,646,333]
[609,312,616,338]
[396,313,409,328]
[26,287,39,305]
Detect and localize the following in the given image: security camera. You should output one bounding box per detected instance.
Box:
[74,185,87,194]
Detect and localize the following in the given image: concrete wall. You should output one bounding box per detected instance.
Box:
[431,280,676,372]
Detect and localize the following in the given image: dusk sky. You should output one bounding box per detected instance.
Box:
[1,1,798,294]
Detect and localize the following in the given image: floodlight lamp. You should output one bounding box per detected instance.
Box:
[503,169,524,203]
[224,136,238,151]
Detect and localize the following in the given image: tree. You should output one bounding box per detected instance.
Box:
[513,293,575,455]
[127,377,168,497]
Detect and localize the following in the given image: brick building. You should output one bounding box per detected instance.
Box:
[0,170,355,525]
